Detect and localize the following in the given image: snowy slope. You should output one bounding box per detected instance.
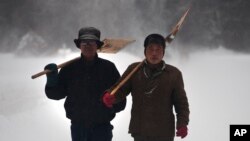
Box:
[1,48,250,141]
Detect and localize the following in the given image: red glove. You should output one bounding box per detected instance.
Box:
[176,126,188,139]
[102,92,115,108]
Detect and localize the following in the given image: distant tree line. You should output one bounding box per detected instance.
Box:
[0,0,249,53]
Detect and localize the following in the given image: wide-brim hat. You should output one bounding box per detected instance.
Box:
[74,27,104,49]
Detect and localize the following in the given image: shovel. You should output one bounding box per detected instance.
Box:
[31,38,135,79]
[110,7,191,95]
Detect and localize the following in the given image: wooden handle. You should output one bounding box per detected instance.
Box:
[31,38,136,79]
[31,57,80,79]
[31,69,52,79]
[110,61,144,95]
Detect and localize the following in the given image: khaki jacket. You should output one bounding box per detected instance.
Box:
[114,61,189,138]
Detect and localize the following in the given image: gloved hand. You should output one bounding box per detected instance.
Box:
[176,126,188,139]
[102,92,115,108]
[44,63,58,87]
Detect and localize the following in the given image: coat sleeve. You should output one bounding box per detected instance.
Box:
[113,98,126,113]
[45,68,68,100]
[172,70,190,128]
[108,62,127,113]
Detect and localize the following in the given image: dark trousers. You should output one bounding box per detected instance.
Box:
[71,122,113,141]
[133,134,174,141]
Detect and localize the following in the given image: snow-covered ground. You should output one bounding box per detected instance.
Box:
[1,47,250,141]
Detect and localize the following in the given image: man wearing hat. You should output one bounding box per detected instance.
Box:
[103,33,190,141]
[44,27,126,141]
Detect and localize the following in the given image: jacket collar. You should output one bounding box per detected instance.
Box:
[80,53,99,66]
[143,60,166,79]
[144,60,166,71]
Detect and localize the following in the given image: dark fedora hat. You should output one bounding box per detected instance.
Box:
[74,27,104,49]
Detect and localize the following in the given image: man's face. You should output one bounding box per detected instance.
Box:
[80,40,98,60]
[145,43,164,64]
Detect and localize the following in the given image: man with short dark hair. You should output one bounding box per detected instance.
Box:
[44,27,126,141]
[103,33,190,141]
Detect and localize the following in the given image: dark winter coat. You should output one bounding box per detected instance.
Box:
[45,54,126,127]
[114,60,189,138]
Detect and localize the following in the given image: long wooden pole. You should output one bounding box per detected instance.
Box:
[110,61,144,95]
[31,57,80,79]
